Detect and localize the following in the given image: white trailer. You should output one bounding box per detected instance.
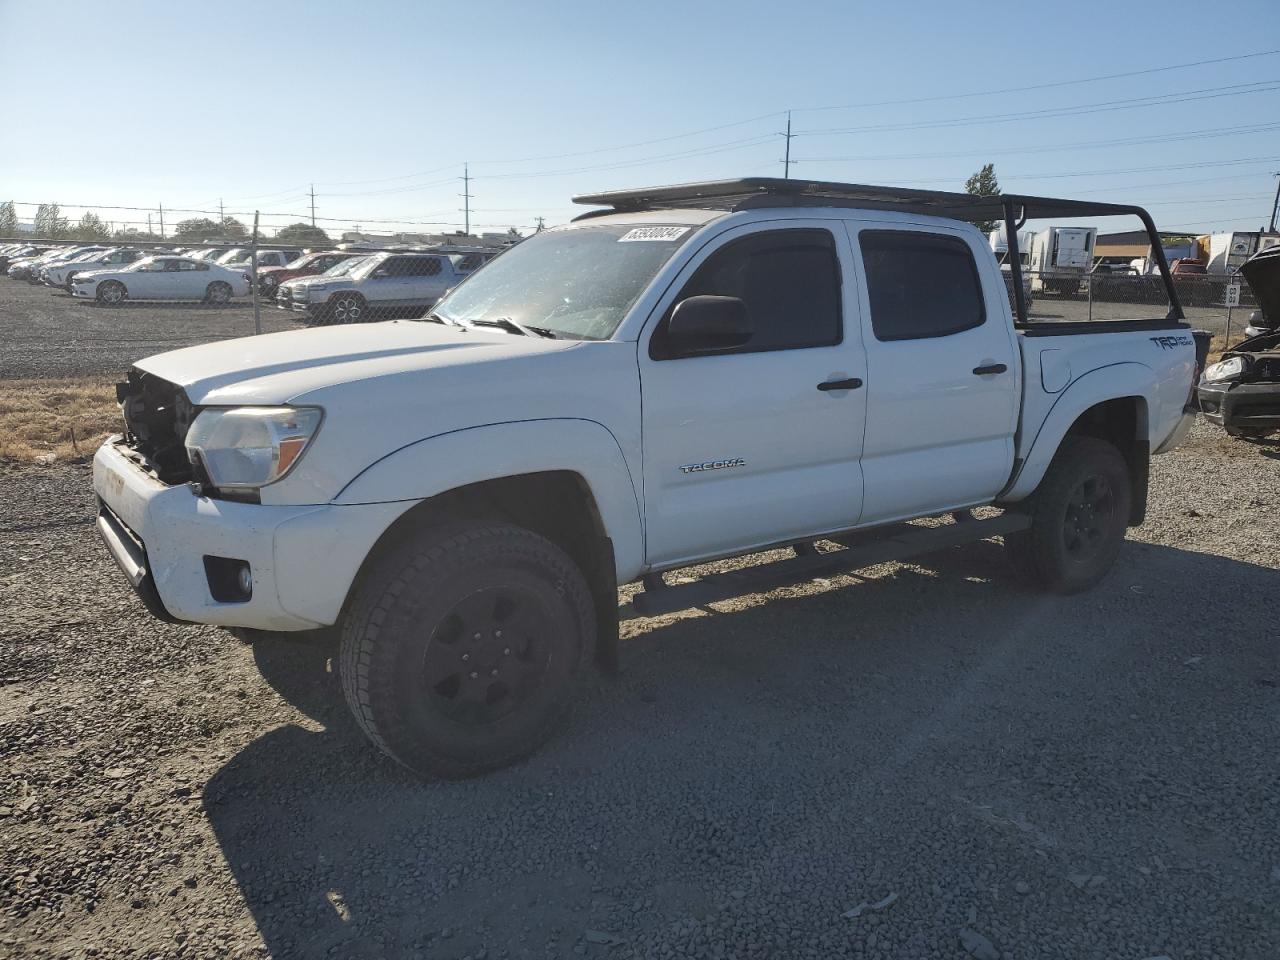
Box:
[1027,226,1097,295]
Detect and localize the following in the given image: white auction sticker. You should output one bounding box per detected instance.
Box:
[618,226,691,243]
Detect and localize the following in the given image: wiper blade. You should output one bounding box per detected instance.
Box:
[425,311,468,328]
[471,316,558,338]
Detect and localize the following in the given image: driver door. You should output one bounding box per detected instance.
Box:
[638,221,868,568]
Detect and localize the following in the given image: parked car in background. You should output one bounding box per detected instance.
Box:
[45,248,147,289]
[38,247,112,285]
[285,250,470,323]
[276,255,370,310]
[256,250,361,298]
[31,246,108,283]
[71,255,251,305]
[1197,245,1280,439]
[0,244,48,273]
[9,247,81,281]
[216,248,302,274]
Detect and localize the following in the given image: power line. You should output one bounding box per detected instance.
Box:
[795,48,1280,113]
[797,80,1280,137]
[795,121,1280,162]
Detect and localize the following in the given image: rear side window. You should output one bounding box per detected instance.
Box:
[653,228,842,358]
[859,231,985,341]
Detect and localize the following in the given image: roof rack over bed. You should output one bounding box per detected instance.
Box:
[570,178,1182,323]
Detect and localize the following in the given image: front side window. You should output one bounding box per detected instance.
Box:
[859,231,985,341]
[650,228,842,359]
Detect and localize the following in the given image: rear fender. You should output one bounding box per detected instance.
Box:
[334,418,645,581]
[1003,363,1156,503]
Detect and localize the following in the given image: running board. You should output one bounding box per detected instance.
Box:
[629,513,1030,617]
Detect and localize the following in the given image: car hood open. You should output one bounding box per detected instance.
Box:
[1240,246,1280,326]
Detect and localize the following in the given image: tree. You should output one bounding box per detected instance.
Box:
[71,211,111,241]
[0,201,18,236]
[33,203,69,239]
[113,227,162,242]
[964,163,1001,235]
[173,215,247,242]
[274,222,331,245]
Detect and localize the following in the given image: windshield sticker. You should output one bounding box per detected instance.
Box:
[618,226,691,243]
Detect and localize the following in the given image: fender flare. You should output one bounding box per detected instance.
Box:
[1002,362,1155,502]
[333,418,645,581]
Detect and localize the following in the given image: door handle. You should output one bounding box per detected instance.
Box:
[972,363,1007,376]
[816,377,863,391]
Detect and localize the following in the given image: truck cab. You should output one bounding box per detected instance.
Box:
[92,178,1198,779]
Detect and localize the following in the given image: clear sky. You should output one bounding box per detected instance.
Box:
[2,0,1278,239]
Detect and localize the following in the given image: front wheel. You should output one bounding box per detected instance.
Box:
[339,523,594,779]
[205,281,232,305]
[1005,437,1131,594]
[327,292,367,324]
[96,280,126,306]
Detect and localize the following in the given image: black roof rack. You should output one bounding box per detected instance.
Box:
[571,177,1149,223]
[570,177,1182,324]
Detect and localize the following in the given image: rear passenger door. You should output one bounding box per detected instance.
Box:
[639,221,867,567]
[847,223,1020,523]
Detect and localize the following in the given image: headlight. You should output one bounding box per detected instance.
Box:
[185,406,323,491]
[1202,356,1246,383]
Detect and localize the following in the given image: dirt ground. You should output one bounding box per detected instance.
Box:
[1,279,1279,960]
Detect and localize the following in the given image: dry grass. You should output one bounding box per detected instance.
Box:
[0,378,121,463]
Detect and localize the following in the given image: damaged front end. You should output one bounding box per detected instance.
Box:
[114,369,197,484]
[1197,328,1280,439]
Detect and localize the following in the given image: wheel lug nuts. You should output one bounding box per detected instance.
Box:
[461,653,469,661]
[491,669,498,677]
[473,632,482,641]
[495,629,503,638]
[470,672,478,679]
[503,648,511,656]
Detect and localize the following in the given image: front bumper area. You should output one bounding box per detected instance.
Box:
[93,439,412,631]
[1196,379,1280,432]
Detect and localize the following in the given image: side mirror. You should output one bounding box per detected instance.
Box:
[666,295,751,355]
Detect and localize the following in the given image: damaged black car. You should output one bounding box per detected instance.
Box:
[1197,245,1280,439]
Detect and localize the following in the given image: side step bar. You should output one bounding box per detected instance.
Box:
[629,512,1030,617]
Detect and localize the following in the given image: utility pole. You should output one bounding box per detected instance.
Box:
[1269,172,1280,233]
[158,202,165,240]
[309,184,317,228]
[219,198,224,226]
[147,214,152,236]
[460,164,473,236]
[781,110,794,180]
[534,216,546,233]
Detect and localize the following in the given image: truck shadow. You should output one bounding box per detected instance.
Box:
[203,538,1280,959]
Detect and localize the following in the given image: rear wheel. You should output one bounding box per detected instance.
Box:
[1005,437,1131,594]
[258,275,279,298]
[64,271,77,291]
[328,292,367,324]
[1225,424,1275,440]
[339,523,594,779]
[205,281,232,305]
[96,280,126,306]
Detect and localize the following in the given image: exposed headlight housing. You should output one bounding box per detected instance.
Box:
[1201,356,1246,383]
[185,406,323,491]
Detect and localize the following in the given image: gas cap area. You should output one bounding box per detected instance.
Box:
[1040,349,1071,393]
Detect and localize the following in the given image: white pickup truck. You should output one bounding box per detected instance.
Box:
[92,179,1202,779]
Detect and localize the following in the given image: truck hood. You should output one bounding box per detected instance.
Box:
[133,320,576,405]
[1240,246,1280,324]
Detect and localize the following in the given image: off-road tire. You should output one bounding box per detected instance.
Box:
[339,523,594,779]
[96,280,126,306]
[1005,436,1131,594]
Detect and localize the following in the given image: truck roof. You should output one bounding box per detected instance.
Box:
[571,177,1153,224]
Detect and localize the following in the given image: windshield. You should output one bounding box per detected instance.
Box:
[324,255,367,276]
[431,223,693,340]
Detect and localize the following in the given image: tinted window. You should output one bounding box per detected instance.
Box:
[653,228,841,358]
[859,231,985,341]
[400,256,442,277]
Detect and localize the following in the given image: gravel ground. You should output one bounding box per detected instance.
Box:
[2,417,1278,960]
[0,281,298,379]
